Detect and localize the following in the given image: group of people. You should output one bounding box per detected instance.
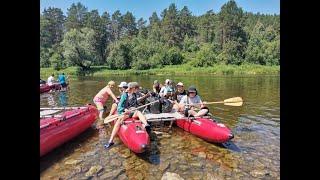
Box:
[40,73,68,91]
[93,79,209,149]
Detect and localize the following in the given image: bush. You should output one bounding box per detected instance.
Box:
[50,52,66,71]
[161,47,184,65]
[189,44,217,67]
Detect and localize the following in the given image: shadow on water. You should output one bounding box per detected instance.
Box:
[136,131,161,165]
[40,128,96,173]
[221,141,241,152]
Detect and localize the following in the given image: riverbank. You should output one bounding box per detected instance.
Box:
[40,64,279,78]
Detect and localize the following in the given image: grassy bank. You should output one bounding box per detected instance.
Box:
[40,64,279,78]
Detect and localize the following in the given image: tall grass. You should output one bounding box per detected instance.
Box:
[40,64,279,78]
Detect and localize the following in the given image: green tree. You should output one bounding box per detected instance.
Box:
[179,6,195,39]
[107,40,133,69]
[162,3,182,47]
[215,0,247,64]
[111,10,123,41]
[245,21,279,65]
[65,2,88,31]
[41,7,65,47]
[61,28,96,74]
[40,14,51,48]
[148,12,162,42]
[121,12,138,37]
[137,18,148,39]
[190,43,217,67]
[40,47,51,67]
[196,10,216,43]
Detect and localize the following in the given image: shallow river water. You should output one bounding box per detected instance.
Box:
[40,75,280,180]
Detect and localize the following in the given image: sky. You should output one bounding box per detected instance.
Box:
[40,0,279,21]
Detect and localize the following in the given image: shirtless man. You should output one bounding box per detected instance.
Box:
[93,81,119,129]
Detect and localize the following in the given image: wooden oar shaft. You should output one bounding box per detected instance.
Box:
[103,100,160,124]
[184,101,224,106]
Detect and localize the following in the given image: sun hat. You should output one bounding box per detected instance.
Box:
[118,82,128,88]
[176,82,184,87]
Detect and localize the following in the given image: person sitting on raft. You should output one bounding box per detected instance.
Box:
[178,86,209,117]
[172,82,187,112]
[40,79,46,86]
[159,79,175,98]
[93,81,119,129]
[104,82,151,149]
[107,81,128,117]
[153,80,161,94]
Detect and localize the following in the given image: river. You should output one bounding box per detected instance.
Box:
[40,75,280,179]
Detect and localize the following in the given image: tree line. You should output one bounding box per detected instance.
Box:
[40,0,280,75]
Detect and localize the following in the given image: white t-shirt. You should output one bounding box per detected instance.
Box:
[47,76,54,86]
[179,95,202,108]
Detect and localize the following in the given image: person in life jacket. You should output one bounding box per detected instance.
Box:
[172,82,187,112]
[153,80,161,94]
[107,81,128,117]
[104,82,151,149]
[159,79,174,97]
[178,86,209,117]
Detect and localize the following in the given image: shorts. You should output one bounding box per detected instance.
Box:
[61,82,67,87]
[93,97,106,112]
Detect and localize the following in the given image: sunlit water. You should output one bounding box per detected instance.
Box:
[40,75,280,179]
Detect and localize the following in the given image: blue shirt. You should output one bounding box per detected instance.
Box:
[58,75,66,84]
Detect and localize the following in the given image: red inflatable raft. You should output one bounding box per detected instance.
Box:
[40,84,51,93]
[176,117,234,143]
[40,105,98,157]
[111,112,150,153]
[40,83,63,93]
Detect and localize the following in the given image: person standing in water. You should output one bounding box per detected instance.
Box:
[58,73,67,91]
[93,81,119,129]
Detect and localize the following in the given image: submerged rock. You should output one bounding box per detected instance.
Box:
[65,159,83,165]
[250,169,266,178]
[110,159,122,167]
[119,149,131,158]
[159,162,170,172]
[100,169,125,179]
[198,152,207,159]
[85,165,103,177]
[161,172,184,180]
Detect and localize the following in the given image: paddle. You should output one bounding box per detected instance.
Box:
[103,100,160,124]
[185,97,243,107]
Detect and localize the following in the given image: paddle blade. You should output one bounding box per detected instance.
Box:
[223,97,243,103]
[104,114,119,124]
[224,101,243,106]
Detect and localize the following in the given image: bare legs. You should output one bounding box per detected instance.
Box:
[106,110,149,147]
[108,103,118,116]
[187,109,208,117]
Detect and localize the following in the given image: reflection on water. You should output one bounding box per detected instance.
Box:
[40,75,280,179]
[58,91,68,107]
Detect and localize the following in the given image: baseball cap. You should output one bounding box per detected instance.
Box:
[118,82,128,88]
[176,82,184,87]
[188,86,197,92]
[128,82,139,88]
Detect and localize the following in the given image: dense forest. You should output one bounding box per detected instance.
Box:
[40,0,279,75]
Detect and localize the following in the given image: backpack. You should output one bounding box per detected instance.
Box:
[161,99,173,113]
[146,94,161,114]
